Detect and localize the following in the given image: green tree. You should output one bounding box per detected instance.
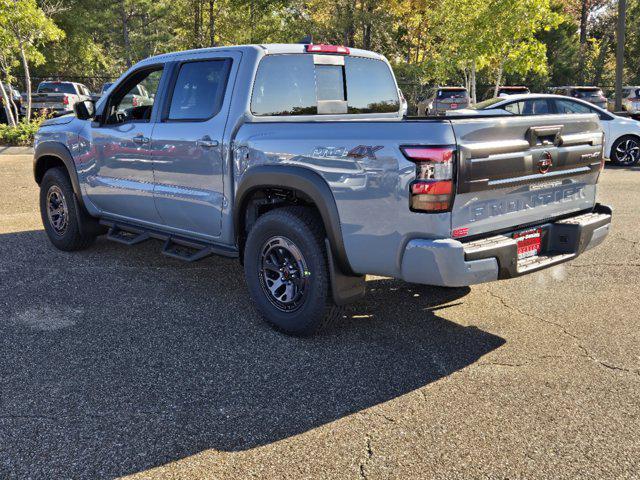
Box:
[0,0,64,120]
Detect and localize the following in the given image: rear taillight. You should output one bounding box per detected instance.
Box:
[62,95,69,105]
[402,146,455,212]
[132,97,139,107]
[305,44,350,54]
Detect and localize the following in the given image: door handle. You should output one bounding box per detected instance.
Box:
[196,136,219,149]
[132,134,150,145]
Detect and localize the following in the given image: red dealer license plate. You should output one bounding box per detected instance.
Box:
[450,103,458,109]
[514,228,542,260]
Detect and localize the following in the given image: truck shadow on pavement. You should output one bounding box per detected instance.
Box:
[0,230,505,479]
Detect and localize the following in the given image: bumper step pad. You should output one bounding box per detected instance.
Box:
[462,204,612,279]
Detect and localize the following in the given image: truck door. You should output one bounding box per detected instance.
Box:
[86,66,166,225]
[150,53,237,239]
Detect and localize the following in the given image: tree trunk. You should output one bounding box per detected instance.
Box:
[578,0,589,84]
[493,60,504,98]
[0,81,16,127]
[18,41,31,122]
[209,0,215,47]
[344,0,355,47]
[592,34,611,86]
[121,0,132,68]
[615,0,627,111]
[362,0,372,50]
[194,0,201,48]
[471,59,477,104]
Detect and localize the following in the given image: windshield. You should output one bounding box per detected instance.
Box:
[471,98,505,109]
[437,89,467,99]
[38,82,76,94]
[572,88,603,99]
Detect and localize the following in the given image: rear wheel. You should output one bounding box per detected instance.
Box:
[40,167,97,251]
[610,136,640,166]
[243,206,343,336]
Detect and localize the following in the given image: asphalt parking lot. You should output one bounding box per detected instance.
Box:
[0,153,638,479]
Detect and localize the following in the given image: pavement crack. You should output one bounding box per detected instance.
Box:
[359,435,373,480]
[618,236,639,248]
[568,262,640,268]
[487,289,638,376]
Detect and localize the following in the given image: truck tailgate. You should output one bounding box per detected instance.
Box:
[449,113,604,238]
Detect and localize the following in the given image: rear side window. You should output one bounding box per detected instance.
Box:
[345,57,399,113]
[251,54,399,116]
[167,59,231,121]
[250,55,317,116]
[503,99,550,115]
[555,99,593,114]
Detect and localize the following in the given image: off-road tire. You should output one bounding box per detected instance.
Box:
[244,206,344,336]
[40,167,97,251]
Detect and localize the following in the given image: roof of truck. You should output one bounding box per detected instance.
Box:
[137,43,385,66]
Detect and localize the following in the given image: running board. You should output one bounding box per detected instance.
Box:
[101,220,238,261]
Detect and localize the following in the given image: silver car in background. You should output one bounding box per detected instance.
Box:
[550,86,608,110]
[417,86,469,116]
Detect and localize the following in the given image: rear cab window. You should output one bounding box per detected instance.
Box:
[250,54,399,116]
[37,82,76,94]
[436,89,468,100]
[571,88,604,99]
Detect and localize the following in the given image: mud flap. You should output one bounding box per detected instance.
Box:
[325,239,366,306]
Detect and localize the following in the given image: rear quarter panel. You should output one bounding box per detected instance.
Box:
[234,120,456,277]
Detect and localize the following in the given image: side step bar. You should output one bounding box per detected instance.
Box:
[162,238,216,263]
[101,220,238,262]
[107,225,150,245]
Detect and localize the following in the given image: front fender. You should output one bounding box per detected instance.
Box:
[33,141,86,210]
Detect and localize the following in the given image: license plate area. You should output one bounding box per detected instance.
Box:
[514,227,542,260]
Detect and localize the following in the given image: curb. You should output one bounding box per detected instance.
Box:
[0,146,34,155]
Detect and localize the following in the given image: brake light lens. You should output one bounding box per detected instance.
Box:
[402,146,455,212]
[305,44,350,54]
[132,96,138,107]
[62,95,69,105]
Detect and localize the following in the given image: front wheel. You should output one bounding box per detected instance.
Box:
[610,136,640,166]
[243,206,343,336]
[39,167,97,251]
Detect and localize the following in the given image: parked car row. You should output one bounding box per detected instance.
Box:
[2,79,148,121]
[415,83,640,118]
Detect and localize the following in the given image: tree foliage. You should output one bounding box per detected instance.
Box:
[0,0,633,107]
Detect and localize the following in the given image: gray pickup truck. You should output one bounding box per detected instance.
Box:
[28,81,92,117]
[33,44,612,335]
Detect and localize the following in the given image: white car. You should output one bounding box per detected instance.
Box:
[467,94,640,166]
[608,86,640,115]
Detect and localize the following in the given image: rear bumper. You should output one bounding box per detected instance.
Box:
[399,204,612,287]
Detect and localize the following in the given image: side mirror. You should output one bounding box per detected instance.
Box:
[74,99,95,120]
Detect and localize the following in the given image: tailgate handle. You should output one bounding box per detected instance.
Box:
[527,125,563,147]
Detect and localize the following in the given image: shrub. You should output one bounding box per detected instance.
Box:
[0,115,47,146]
